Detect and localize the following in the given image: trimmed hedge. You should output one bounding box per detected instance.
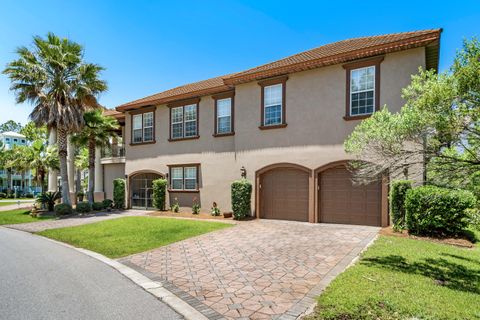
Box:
[405,186,476,236]
[152,178,167,210]
[76,202,92,213]
[390,180,413,229]
[92,202,104,211]
[54,203,73,216]
[113,178,126,209]
[231,179,252,220]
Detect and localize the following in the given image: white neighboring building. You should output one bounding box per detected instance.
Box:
[0,131,34,194]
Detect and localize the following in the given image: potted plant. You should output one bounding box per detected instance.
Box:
[171,197,180,213]
[77,191,85,202]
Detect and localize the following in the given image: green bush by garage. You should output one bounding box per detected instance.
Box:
[231,179,252,220]
[152,178,167,210]
[405,185,476,236]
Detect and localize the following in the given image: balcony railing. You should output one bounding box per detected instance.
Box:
[101,143,125,158]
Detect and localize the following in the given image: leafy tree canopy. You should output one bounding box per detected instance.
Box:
[0,120,23,133]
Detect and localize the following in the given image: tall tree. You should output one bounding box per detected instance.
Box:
[71,110,118,203]
[20,121,47,142]
[3,33,107,205]
[0,120,23,133]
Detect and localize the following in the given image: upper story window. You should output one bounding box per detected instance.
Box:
[350,66,375,116]
[169,99,199,141]
[169,165,198,191]
[213,92,234,136]
[13,138,18,143]
[131,109,155,144]
[343,57,383,120]
[21,139,25,143]
[258,76,288,129]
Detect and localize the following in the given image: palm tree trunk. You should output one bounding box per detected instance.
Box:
[75,169,81,194]
[88,138,95,204]
[7,169,11,193]
[57,127,71,205]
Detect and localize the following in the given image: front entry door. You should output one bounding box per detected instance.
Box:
[130,173,161,209]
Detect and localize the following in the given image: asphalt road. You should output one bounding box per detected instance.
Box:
[0,227,182,320]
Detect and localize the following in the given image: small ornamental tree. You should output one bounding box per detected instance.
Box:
[390,180,413,230]
[231,179,252,220]
[113,178,126,209]
[152,178,168,210]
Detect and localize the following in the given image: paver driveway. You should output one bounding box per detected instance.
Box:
[121,220,379,320]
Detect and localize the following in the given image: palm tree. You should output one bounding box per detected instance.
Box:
[71,110,118,203]
[22,140,59,193]
[3,33,107,205]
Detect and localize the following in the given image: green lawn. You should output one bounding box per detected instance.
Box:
[0,209,52,225]
[307,230,480,320]
[0,202,16,207]
[37,216,232,258]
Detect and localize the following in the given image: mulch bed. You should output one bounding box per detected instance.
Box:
[380,226,475,248]
[149,210,237,221]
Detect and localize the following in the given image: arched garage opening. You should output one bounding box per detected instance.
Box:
[256,163,312,222]
[129,171,164,209]
[315,160,387,227]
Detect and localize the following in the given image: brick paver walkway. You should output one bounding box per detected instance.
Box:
[121,220,378,320]
[5,210,149,232]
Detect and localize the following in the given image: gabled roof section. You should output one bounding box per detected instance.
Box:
[117,29,441,112]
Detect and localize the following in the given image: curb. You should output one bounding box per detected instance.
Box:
[7,228,208,320]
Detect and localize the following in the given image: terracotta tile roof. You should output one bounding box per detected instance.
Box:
[103,108,125,120]
[117,76,232,111]
[117,29,441,111]
[223,29,442,84]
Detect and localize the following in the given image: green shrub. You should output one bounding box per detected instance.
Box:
[192,197,200,214]
[231,179,252,220]
[152,178,167,210]
[466,208,480,230]
[113,178,125,209]
[7,193,14,199]
[171,197,179,213]
[405,186,476,236]
[0,192,6,198]
[54,203,73,216]
[36,191,61,211]
[92,202,104,211]
[390,180,413,230]
[102,199,113,209]
[76,202,92,213]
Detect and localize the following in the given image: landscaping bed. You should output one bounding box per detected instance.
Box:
[380,226,476,248]
[37,216,233,258]
[306,230,480,320]
[149,210,234,221]
[0,209,53,225]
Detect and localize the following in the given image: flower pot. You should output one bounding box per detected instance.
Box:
[223,212,233,218]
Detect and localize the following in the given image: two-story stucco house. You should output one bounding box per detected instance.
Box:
[99,29,441,227]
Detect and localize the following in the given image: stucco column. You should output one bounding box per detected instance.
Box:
[47,128,58,192]
[94,146,104,201]
[67,138,76,204]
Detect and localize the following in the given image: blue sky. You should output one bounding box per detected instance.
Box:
[1,0,479,124]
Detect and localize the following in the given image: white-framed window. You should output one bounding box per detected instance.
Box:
[263,83,283,126]
[169,165,198,191]
[170,167,184,190]
[350,66,375,116]
[216,98,232,134]
[170,104,198,139]
[132,111,154,143]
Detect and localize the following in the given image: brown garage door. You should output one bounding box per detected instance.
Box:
[319,165,381,226]
[260,167,309,222]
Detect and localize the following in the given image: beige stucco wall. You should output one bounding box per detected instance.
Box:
[123,47,426,213]
[103,163,125,200]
